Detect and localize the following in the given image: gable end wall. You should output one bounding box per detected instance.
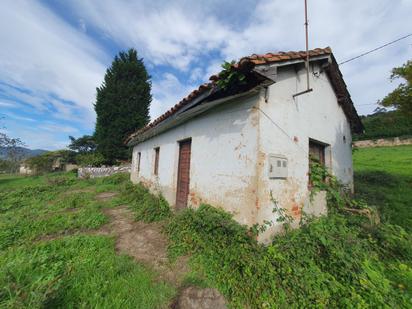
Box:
[255,62,353,242]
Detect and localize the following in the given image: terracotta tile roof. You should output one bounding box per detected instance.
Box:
[126,47,361,144]
[126,81,214,144]
[238,47,332,66]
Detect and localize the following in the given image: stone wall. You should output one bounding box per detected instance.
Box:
[78,164,131,179]
[353,137,412,148]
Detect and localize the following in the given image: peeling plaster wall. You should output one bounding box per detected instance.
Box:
[131,94,260,226]
[130,62,354,242]
[256,63,353,242]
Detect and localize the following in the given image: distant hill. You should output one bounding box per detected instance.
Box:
[354,110,412,141]
[0,147,48,160]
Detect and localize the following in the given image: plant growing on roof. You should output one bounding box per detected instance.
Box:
[216,61,247,91]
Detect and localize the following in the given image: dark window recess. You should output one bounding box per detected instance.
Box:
[137,152,141,174]
[309,140,326,188]
[154,147,160,175]
[309,140,325,165]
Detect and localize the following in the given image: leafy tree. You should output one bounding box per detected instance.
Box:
[68,135,96,153]
[94,49,151,163]
[76,152,105,167]
[380,60,412,117]
[0,118,25,173]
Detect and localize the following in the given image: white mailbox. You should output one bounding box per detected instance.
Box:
[268,154,288,179]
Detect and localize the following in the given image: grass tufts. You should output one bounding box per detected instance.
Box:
[120,183,171,222]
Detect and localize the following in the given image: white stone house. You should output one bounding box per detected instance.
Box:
[126,47,363,241]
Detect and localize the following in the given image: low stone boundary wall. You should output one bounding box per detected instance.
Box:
[353,137,412,148]
[78,164,131,179]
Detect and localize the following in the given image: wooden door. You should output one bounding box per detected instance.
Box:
[176,140,191,209]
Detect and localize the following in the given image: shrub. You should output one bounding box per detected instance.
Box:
[26,154,54,174]
[76,152,105,167]
[165,204,412,308]
[122,183,171,222]
[98,173,130,185]
[26,150,76,174]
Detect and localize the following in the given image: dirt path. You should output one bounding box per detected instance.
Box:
[97,206,190,285]
[95,195,227,309]
[40,191,227,308]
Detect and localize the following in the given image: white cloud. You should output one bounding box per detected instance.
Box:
[38,123,79,134]
[1,111,36,122]
[0,101,16,108]
[151,73,197,120]
[0,0,107,125]
[78,18,87,33]
[1,0,411,152]
[64,0,412,116]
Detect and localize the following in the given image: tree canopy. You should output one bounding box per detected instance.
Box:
[68,135,96,153]
[380,60,412,117]
[94,48,151,163]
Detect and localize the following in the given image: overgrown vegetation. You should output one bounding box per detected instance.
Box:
[1,236,173,308]
[75,152,105,167]
[119,182,171,222]
[25,150,76,175]
[161,149,412,308]
[2,145,411,308]
[0,172,175,308]
[164,203,412,307]
[216,61,247,91]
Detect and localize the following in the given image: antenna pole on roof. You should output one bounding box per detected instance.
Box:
[293,0,313,98]
[304,0,310,90]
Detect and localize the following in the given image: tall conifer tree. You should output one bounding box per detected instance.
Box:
[94,49,151,163]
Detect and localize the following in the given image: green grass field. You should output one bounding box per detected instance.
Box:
[0,145,411,308]
[0,173,175,308]
[354,145,412,231]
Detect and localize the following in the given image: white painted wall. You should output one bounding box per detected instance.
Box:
[255,63,353,242]
[131,61,354,242]
[131,94,261,225]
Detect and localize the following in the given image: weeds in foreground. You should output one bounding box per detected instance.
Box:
[0,173,176,308]
[119,183,171,222]
[164,204,412,308]
[106,157,412,308]
[0,236,174,308]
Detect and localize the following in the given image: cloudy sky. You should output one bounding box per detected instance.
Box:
[0,0,411,150]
